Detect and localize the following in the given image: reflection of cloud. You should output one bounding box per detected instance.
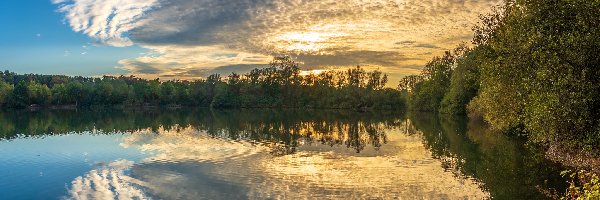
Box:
[118,126,488,199]
[118,126,271,199]
[121,126,269,162]
[252,130,488,199]
[54,0,501,81]
[66,160,149,200]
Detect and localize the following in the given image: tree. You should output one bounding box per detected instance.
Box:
[27,81,51,105]
[51,84,68,105]
[9,81,29,108]
[0,55,406,111]
[0,79,13,106]
[469,0,600,150]
[65,81,84,106]
[408,50,456,111]
[398,75,424,92]
[440,46,485,115]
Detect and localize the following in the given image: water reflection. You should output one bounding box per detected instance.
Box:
[0,109,567,199]
[0,109,398,154]
[119,123,487,199]
[406,112,566,199]
[67,160,148,200]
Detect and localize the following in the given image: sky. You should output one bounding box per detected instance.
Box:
[0,0,500,85]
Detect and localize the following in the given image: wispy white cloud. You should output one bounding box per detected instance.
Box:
[53,0,159,47]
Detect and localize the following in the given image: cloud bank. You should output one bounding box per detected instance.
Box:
[53,0,501,82]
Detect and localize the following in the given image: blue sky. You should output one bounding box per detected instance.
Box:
[0,1,144,76]
[0,0,500,82]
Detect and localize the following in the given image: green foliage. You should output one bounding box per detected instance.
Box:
[410,80,445,111]
[9,81,29,108]
[471,0,600,150]
[0,79,13,106]
[397,75,423,93]
[561,170,600,200]
[439,46,485,115]
[27,81,51,105]
[0,57,405,110]
[401,0,600,152]
[404,46,465,112]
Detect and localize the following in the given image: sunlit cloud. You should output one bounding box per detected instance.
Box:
[54,0,501,82]
[115,45,271,79]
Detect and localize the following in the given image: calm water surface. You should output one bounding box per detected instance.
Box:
[0,109,566,199]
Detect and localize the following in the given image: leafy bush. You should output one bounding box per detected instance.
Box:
[561,170,600,200]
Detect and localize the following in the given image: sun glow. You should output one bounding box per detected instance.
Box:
[279,32,328,43]
[274,31,345,52]
[299,69,327,76]
[300,69,329,76]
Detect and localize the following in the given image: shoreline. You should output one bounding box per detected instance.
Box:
[545,143,600,174]
[1,104,405,112]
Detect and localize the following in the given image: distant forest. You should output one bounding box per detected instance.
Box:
[0,56,404,110]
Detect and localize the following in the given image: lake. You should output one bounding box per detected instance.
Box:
[0,109,567,199]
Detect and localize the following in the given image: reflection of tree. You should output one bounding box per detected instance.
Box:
[406,112,567,199]
[194,109,401,153]
[0,109,403,153]
[123,124,488,200]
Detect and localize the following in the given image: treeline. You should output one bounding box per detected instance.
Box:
[0,57,405,110]
[399,0,599,152]
[0,109,403,153]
